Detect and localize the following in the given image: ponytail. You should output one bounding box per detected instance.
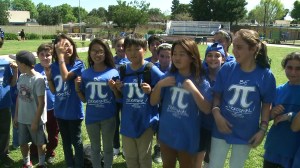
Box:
[256,42,271,69]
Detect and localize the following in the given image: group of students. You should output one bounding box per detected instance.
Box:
[0,28,299,168]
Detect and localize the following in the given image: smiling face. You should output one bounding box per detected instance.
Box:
[115,39,125,57]
[38,50,52,68]
[285,59,300,85]
[205,51,224,70]
[232,35,256,66]
[125,44,146,65]
[90,43,105,65]
[149,40,161,58]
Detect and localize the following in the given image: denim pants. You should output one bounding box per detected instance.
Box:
[0,108,11,159]
[209,137,251,168]
[86,117,116,168]
[57,118,84,168]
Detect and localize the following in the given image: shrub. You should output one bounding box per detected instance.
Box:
[41,34,57,39]
[26,33,41,40]
[4,33,19,40]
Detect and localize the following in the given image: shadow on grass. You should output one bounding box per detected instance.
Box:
[113,162,127,168]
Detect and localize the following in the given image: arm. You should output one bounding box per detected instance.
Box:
[291,112,300,132]
[10,62,18,87]
[13,97,19,128]
[108,79,122,99]
[211,92,232,134]
[182,79,211,114]
[31,95,45,132]
[248,103,271,148]
[150,76,175,106]
[74,76,86,103]
[44,67,56,93]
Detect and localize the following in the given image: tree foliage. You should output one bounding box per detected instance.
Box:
[72,7,88,23]
[248,0,285,24]
[110,0,149,31]
[190,0,214,21]
[0,0,10,25]
[214,0,247,25]
[291,1,300,21]
[148,8,167,22]
[11,0,38,19]
[88,7,108,22]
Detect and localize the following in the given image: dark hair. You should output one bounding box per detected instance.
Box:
[37,43,53,55]
[147,35,164,48]
[170,39,203,84]
[124,36,147,50]
[52,34,79,65]
[157,43,172,55]
[87,38,115,68]
[281,52,300,69]
[235,29,271,69]
[114,37,124,47]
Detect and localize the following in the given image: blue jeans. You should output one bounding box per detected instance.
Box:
[57,119,84,168]
[86,117,116,168]
[0,108,11,158]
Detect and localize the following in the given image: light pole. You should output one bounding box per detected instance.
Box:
[79,0,81,40]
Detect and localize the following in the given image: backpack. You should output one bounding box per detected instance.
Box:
[119,62,154,86]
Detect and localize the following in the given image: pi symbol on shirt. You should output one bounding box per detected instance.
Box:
[170,87,189,109]
[54,76,69,92]
[86,82,107,99]
[127,83,144,98]
[228,85,255,108]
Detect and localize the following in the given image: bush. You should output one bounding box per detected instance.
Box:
[4,33,19,40]
[41,34,57,39]
[26,33,41,40]
[147,29,165,35]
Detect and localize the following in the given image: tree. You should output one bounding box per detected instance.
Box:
[88,7,108,22]
[11,0,38,19]
[214,0,247,25]
[148,8,167,22]
[190,0,215,21]
[36,3,52,25]
[171,0,180,14]
[73,7,88,23]
[57,4,76,23]
[249,0,285,24]
[0,0,10,25]
[291,1,300,22]
[85,16,102,27]
[110,0,149,32]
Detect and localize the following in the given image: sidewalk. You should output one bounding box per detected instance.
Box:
[0,47,89,62]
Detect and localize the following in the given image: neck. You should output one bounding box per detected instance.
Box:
[178,68,191,77]
[131,60,144,70]
[24,68,36,76]
[208,67,220,80]
[93,63,106,72]
[240,60,256,72]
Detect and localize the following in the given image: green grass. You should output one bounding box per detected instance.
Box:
[2,40,297,168]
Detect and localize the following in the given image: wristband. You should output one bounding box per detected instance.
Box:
[212,106,220,112]
[287,112,293,122]
[259,127,267,133]
[260,120,268,127]
[59,60,65,65]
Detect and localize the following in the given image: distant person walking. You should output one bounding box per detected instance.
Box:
[19,29,25,41]
[0,27,4,41]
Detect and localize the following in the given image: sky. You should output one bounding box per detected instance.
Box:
[31,0,295,16]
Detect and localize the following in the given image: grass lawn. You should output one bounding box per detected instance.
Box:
[1,40,296,168]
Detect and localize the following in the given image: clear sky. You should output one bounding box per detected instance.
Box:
[31,0,295,15]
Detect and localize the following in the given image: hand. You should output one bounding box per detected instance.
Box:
[157,76,176,88]
[274,113,289,125]
[214,111,232,134]
[31,121,38,132]
[270,105,284,119]
[182,79,197,92]
[13,116,18,128]
[140,83,152,94]
[10,62,18,72]
[74,76,82,91]
[108,79,117,91]
[115,80,123,92]
[248,130,265,148]
[55,41,67,59]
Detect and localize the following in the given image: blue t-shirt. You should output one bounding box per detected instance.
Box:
[114,55,129,70]
[158,72,212,154]
[264,83,300,167]
[35,63,55,111]
[120,62,163,138]
[293,147,300,168]
[145,57,159,67]
[0,59,12,108]
[212,61,276,144]
[50,60,85,120]
[81,67,119,125]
